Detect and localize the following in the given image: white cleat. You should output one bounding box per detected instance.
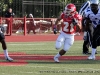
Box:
[5,56,13,62]
[54,56,59,63]
[88,55,95,60]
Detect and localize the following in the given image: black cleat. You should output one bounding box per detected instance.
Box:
[83,52,91,55]
[5,56,13,62]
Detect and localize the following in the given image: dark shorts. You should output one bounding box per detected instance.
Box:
[0,33,5,41]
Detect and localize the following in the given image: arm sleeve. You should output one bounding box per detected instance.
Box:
[78,1,90,15]
[85,12,90,20]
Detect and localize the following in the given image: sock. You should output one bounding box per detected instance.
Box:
[4,50,9,58]
[91,48,96,56]
[55,53,61,58]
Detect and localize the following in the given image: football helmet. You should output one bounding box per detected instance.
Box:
[29,14,33,18]
[64,3,76,16]
[90,0,99,11]
[90,0,99,5]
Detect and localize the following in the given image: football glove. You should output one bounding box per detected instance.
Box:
[72,18,78,26]
[53,25,57,34]
[0,26,5,33]
[83,31,87,41]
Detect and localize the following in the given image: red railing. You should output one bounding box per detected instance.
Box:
[0,17,61,36]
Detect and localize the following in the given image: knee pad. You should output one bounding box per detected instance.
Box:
[63,44,72,51]
[55,40,63,50]
[63,41,74,51]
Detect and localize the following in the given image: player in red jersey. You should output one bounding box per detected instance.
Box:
[53,3,82,62]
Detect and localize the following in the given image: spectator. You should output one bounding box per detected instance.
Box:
[5,8,15,34]
[27,14,36,34]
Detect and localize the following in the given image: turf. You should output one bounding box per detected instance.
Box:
[0,41,100,75]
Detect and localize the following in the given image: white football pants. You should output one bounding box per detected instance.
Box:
[55,32,74,51]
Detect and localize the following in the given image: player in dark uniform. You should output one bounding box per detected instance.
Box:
[84,0,100,60]
[78,0,91,54]
[0,26,13,61]
[79,0,98,54]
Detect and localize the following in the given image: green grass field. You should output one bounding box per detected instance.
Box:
[0,41,100,75]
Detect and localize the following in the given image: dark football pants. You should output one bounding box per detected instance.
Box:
[83,39,89,53]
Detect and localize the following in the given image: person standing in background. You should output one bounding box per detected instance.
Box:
[27,14,36,34]
[5,8,15,34]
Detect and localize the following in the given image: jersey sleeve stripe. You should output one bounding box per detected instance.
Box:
[79,2,90,15]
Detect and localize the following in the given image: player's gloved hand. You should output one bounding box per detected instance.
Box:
[83,31,87,41]
[0,26,5,33]
[72,18,78,26]
[53,25,57,34]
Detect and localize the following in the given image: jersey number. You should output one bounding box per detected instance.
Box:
[63,22,74,32]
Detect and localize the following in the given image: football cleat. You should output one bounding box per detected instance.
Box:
[5,56,13,62]
[54,56,59,63]
[88,55,95,60]
[83,52,91,55]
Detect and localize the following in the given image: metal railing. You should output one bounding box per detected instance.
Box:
[0,17,59,36]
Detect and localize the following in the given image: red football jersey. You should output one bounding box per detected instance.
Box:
[60,12,81,34]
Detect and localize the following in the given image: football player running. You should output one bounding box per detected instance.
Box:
[79,0,98,54]
[84,0,100,60]
[53,3,82,62]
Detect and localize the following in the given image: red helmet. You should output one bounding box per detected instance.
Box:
[64,3,76,15]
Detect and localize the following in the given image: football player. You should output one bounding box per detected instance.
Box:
[53,3,82,62]
[79,0,91,16]
[0,26,13,62]
[79,0,98,54]
[84,0,100,60]
[78,0,91,54]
